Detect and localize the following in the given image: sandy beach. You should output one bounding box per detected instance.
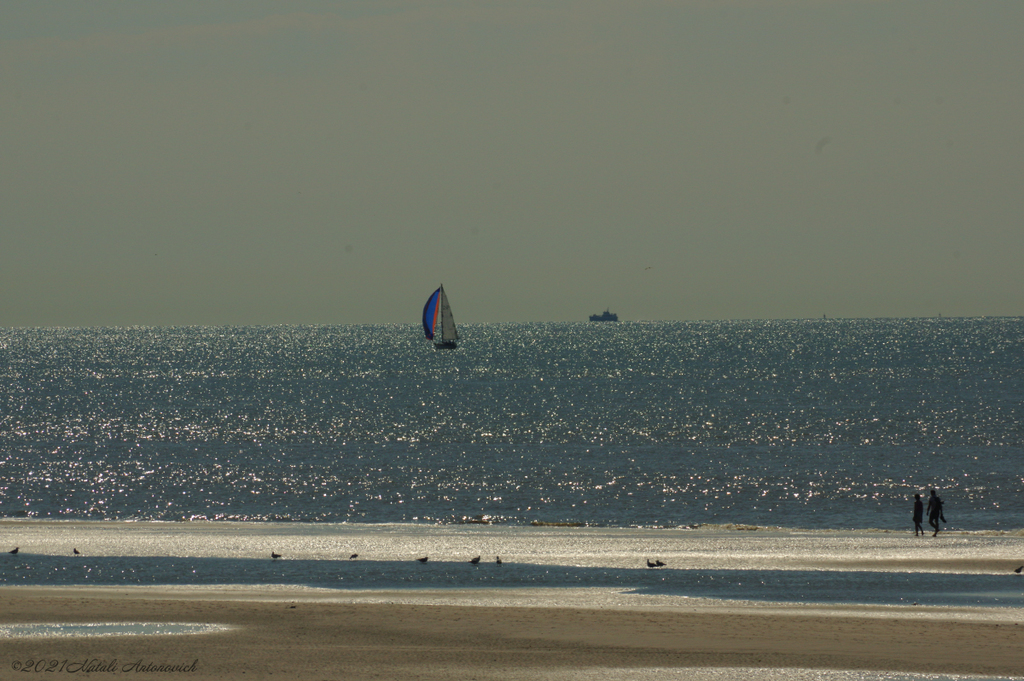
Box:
[2,588,1023,680]
[3,522,1024,679]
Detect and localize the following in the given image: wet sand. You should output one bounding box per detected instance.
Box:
[2,588,1023,680]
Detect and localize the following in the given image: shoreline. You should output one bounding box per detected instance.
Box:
[4,517,1024,533]
[5,584,1024,619]
[2,587,1023,679]
[3,519,1023,569]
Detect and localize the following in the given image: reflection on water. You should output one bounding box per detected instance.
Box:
[0,622,232,638]
[2,521,1022,610]
[543,668,1011,681]
[1,554,1022,609]
[3,321,1024,530]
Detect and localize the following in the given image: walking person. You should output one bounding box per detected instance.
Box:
[913,493,924,536]
[926,489,945,537]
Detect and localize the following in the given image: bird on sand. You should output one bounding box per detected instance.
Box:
[417,556,429,563]
[9,547,18,555]
[349,554,358,560]
[73,548,80,555]
[469,556,481,564]
[655,560,666,567]
[496,556,502,565]
[271,551,282,559]
[646,559,657,568]
[1014,565,1023,574]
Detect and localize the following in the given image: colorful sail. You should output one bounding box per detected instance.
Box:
[422,287,441,340]
[423,284,458,348]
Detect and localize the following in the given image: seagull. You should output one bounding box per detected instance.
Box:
[417,556,429,563]
[9,547,18,555]
[1014,566,1023,574]
[73,548,81,555]
[496,556,502,565]
[469,556,481,564]
[349,554,358,560]
[271,551,281,559]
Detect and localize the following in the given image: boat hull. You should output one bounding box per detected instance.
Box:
[589,310,618,322]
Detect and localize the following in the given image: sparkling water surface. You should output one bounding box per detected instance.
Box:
[0,622,230,638]
[521,670,1011,681]
[1,320,1023,610]
[1,319,1022,530]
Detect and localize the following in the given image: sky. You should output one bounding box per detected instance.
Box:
[2,0,1022,326]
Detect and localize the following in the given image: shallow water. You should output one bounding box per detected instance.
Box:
[0,622,231,638]
[2,521,1022,609]
[530,669,1012,681]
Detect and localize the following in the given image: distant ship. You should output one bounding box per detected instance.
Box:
[589,309,618,322]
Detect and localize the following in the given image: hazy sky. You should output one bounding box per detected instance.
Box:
[2,0,1022,326]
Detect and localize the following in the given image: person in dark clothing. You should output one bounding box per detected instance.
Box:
[913,493,924,536]
[926,489,945,537]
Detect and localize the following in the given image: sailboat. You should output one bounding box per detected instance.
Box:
[422,284,459,349]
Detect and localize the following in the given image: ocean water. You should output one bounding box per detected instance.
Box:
[1,319,1023,607]
[2,319,1022,529]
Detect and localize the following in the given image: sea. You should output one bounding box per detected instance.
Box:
[2,319,1023,616]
